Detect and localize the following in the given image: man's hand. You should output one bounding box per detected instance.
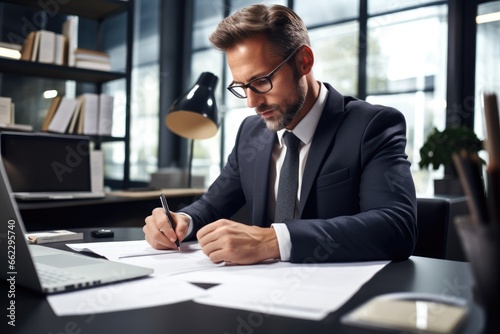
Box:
[196,219,280,264]
[144,207,189,250]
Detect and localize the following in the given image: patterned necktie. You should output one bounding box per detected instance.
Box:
[275,132,301,224]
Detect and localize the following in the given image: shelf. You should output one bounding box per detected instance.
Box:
[0,58,125,83]
[1,0,128,20]
[89,135,126,143]
[0,0,134,189]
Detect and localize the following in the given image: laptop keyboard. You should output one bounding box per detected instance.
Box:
[37,265,90,291]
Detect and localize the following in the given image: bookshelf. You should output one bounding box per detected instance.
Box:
[0,0,134,189]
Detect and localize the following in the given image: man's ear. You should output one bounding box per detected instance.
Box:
[297,45,314,75]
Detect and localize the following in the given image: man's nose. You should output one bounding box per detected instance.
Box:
[246,89,265,109]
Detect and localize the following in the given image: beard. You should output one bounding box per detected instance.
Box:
[256,75,307,132]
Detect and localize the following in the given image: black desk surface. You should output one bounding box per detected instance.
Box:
[2,228,484,334]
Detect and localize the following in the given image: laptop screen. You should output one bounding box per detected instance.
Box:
[0,132,92,192]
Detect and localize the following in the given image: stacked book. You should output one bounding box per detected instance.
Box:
[42,93,114,136]
[0,41,22,60]
[74,48,111,71]
[0,96,33,131]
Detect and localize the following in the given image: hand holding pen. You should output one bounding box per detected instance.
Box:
[160,193,180,250]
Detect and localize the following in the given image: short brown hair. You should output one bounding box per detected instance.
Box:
[209,4,310,58]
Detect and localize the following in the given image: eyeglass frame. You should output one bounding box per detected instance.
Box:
[226,45,303,99]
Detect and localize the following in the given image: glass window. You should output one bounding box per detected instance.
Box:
[369,0,441,15]
[129,65,160,181]
[367,5,448,195]
[367,6,448,94]
[102,141,125,181]
[102,0,160,185]
[192,0,224,50]
[230,0,286,14]
[309,21,359,96]
[295,0,358,26]
[474,1,500,144]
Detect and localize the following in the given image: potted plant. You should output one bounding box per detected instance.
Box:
[419,126,484,195]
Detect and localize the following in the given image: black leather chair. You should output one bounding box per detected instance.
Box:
[413,197,451,259]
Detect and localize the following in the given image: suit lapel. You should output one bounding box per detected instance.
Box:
[252,128,277,226]
[299,84,347,215]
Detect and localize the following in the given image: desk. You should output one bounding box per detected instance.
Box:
[0,227,484,334]
[17,189,204,231]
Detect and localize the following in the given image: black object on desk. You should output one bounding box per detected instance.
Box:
[91,229,114,238]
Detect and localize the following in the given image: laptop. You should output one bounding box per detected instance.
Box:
[0,157,153,293]
[0,131,105,200]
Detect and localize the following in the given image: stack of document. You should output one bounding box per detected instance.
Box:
[48,240,388,320]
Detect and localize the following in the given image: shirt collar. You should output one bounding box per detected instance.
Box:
[277,81,328,146]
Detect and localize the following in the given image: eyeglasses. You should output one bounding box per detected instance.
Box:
[227,46,302,99]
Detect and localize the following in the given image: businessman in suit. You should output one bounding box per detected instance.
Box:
[144,4,417,264]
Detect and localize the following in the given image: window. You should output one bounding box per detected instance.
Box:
[102,0,161,185]
[475,1,500,145]
[366,5,448,194]
[309,22,359,96]
[189,0,448,195]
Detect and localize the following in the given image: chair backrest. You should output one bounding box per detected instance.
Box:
[413,197,451,259]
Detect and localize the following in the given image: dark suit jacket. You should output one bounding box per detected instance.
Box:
[182,84,417,263]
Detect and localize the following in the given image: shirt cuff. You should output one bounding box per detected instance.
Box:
[176,212,194,239]
[271,223,291,262]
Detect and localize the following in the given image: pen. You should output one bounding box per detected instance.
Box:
[160,193,180,249]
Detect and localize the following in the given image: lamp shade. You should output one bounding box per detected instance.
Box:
[165,72,219,139]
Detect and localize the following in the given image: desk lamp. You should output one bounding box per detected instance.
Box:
[165,72,219,188]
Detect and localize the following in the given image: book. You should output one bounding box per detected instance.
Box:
[0,96,12,124]
[74,48,110,63]
[75,60,111,71]
[20,31,36,61]
[80,93,99,135]
[47,97,79,133]
[91,150,104,192]
[0,41,22,59]
[26,230,83,244]
[62,16,78,67]
[54,33,67,66]
[67,97,82,134]
[31,31,40,62]
[41,96,62,131]
[0,123,33,132]
[98,94,114,135]
[37,30,56,64]
[0,41,22,51]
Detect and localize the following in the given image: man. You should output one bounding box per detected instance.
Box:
[144,4,417,264]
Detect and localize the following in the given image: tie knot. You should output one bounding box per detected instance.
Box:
[283,132,301,151]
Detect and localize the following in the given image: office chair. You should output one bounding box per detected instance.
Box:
[413,197,451,259]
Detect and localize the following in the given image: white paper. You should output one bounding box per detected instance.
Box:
[67,240,181,261]
[68,240,223,276]
[119,250,223,277]
[47,276,206,316]
[62,240,389,320]
[181,261,389,320]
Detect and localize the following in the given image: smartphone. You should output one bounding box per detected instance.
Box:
[342,292,468,334]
